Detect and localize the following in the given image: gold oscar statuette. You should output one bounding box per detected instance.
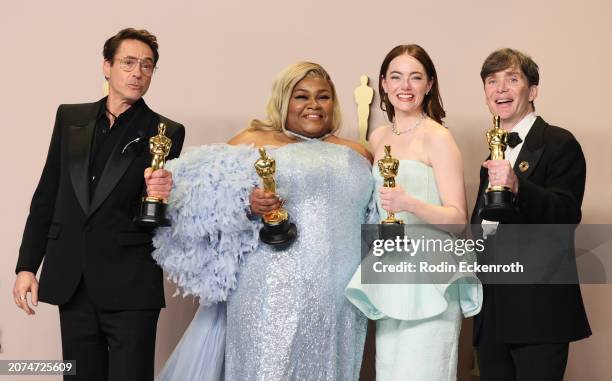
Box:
[478,115,516,222]
[134,123,173,227]
[254,148,297,246]
[378,145,404,225]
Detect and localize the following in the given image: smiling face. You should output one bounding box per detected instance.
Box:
[285,75,334,138]
[484,66,538,129]
[381,54,433,117]
[103,39,154,105]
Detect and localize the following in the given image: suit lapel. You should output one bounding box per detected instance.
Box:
[68,120,95,214]
[88,105,157,217]
[513,116,547,181]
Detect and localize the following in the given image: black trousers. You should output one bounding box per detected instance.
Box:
[59,279,160,381]
[476,285,569,381]
[477,341,569,381]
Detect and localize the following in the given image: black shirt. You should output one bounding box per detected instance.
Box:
[89,98,144,196]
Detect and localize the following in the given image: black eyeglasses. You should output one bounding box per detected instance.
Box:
[116,56,156,76]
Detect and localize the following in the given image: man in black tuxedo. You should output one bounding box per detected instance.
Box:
[471,48,591,381]
[12,28,185,381]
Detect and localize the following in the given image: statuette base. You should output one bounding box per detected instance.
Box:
[134,198,171,227]
[260,218,297,247]
[479,188,516,222]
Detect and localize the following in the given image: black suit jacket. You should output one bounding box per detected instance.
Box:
[17,98,185,310]
[471,116,591,344]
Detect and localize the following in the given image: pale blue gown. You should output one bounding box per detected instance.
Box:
[345,160,483,381]
[153,141,376,381]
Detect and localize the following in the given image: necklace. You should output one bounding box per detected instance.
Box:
[105,107,119,127]
[391,113,427,135]
[105,106,119,120]
[284,128,332,142]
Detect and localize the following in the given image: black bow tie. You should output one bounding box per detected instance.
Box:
[507,132,523,148]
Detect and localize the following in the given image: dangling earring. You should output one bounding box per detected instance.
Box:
[103,76,109,96]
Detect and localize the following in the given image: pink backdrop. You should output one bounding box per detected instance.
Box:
[1,1,610,379]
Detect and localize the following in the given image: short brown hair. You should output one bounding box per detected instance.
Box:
[103,28,159,65]
[480,48,539,86]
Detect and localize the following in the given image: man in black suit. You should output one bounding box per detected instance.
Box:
[12,28,185,381]
[471,48,591,381]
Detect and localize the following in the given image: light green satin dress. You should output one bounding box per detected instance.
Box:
[345,160,482,380]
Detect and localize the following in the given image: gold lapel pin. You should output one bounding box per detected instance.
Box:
[519,161,530,172]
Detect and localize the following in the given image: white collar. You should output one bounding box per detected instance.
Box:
[509,112,537,141]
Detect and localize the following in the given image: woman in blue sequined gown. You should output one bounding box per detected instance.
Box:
[153,62,375,381]
[345,45,482,380]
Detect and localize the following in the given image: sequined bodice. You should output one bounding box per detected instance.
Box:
[226,141,373,381]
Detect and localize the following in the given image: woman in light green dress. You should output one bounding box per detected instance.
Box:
[346,44,482,381]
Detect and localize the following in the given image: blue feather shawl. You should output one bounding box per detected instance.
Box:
[152,144,262,306]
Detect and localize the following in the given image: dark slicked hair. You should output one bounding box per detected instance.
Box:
[480,48,539,108]
[103,28,159,65]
